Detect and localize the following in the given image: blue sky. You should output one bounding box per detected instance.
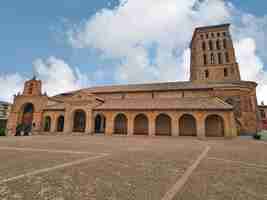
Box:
[0,0,267,102]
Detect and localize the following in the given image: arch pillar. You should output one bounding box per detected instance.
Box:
[64,109,72,134]
[127,113,134,136]
[148,112,156,136]
[196,112,206,139]
[86,110,93,135]
[105,112,114,136]
[50,115,56,133]
[224,112,237,138]
[171,113,179,136]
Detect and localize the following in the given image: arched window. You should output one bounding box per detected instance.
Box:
[205,115,224,137]
[224,68,228,77]
[44,116,51,132]
[179,114,197,136]
[223,39,227,49]
[202,42,206,51]
[73,110,86,132]
[218,53,222,64]
[216,40,221,50]
[209,40,213,50]
[114,114,127,135]
[225,52,230,63]
[210,53,215,64]
[203,54,207,65]
[95,114,106,134]
[155,114,172,136]
[57,116,64,132]
[134,114,149,135]
[205,70,209,79]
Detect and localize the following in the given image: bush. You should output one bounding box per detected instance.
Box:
[253,133,261,140]
[0,128,6,136]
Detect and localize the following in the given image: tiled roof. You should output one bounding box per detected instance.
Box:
[84,81,256,94]
[44,103,65,111]
[94,97,233,111]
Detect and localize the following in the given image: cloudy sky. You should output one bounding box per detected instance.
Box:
[0,0,267,103]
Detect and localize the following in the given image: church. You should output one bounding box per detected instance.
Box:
[7,24,260,138]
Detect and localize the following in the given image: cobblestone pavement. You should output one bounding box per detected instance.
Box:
[0,136,266,200]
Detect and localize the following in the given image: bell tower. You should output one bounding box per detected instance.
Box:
[22,76,42,96]
[190,24,241,82]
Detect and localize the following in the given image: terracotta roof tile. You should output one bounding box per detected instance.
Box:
[94,97,232,111]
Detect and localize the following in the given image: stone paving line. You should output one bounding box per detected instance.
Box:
[0,146,108,156]
[207,157,267,171]
[0,153,109,184]
[161,146,211,200]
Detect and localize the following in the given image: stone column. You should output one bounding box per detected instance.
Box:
[86,109,93,135]
[148,112,156,136]
[127,112,134,136]
[105,112,114,136]
[225,112,237,138]
[51,114,57,133]
[196,112,205,139]
[64,109,72,134]
[171,113,179,137]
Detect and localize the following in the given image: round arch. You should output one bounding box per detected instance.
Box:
[44,116,52,132]
[155,114,172,136]
[95,114,106,134]
[57,115,64,132]
[179,114,197,136]
[205,114,224,137]
[134,114,149,135]
[114,113,127,135]
[73,110,86,132]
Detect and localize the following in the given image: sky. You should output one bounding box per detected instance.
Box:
[0,0,267,103]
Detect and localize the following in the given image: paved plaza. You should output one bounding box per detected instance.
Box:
[0,136,266,200]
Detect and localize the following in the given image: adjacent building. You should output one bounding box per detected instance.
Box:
[0,101,11,129]
[7,24,260,138]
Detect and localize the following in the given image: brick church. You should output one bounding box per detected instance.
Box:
[7,24,260,138]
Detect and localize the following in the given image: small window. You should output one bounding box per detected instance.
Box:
[224,68,228,77]
[200,34,204,39]
[216,40,221,50]
[203,54,207,65]
[206,33,209,39]
[211,33,215,38]
[261,110,266,119]
[223,32,226,36]
[218,53,222,64]
[205,70,209,79]
[202,42,206,51]
[223,39,227,49]
[225,52,230,63]
[210,53,215,64]
[217,32,221,37]
[209,40,213,50]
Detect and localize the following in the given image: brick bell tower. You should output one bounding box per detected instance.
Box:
[22,76,42,96]
[190,24,241,82]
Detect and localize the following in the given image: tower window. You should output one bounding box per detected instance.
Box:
[209,40,213,50]
[223,39,227,49]
[202,42,206,51]
[206,33,209,39]
[218,53,222,64]
[216,40,221,50]
[205,70,209,79]
[224,68,228,77]
[200,34,204,39]
[203,54,207,65]
[211,33,215,37]
[210,53,215,64]
[217,32,221,37]
[225,52,230,63]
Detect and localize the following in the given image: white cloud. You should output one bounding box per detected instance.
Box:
[0,73,24,102]
[68,0,267,102]
[0,57,90,102]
